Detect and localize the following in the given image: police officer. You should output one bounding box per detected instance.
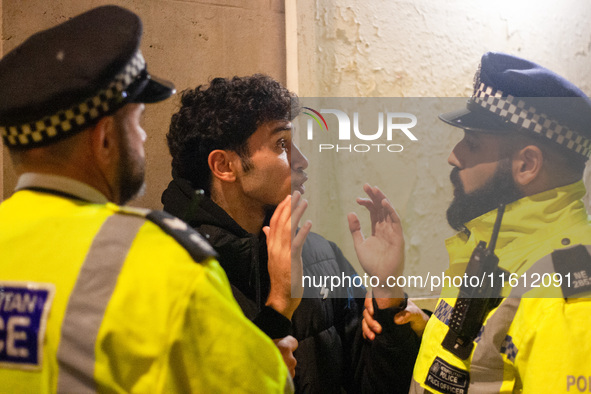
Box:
[0,6,304,392]
[363,52,591,393]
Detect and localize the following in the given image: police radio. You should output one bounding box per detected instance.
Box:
[442,204,505,360]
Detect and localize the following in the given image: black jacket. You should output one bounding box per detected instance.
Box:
[162,177,420,394]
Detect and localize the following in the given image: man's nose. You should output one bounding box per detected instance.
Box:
[291,142,309,170]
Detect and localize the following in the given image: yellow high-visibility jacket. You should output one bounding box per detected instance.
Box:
[0,174,291,393]
[411,181,591,393]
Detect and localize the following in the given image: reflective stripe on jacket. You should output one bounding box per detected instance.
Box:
[0,189,291,393]
[412,181,591,393]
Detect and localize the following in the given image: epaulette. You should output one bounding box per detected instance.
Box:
[111,204,217,263]
[552,244,591,298]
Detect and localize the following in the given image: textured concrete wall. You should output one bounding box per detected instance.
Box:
[298,0,591,97]
[295,0,591,296]
[1,0,287,209]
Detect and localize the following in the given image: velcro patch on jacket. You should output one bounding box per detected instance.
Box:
[552,244,591,298]
[0,281,55,370]
[112,204,217,263]
[425,357,470,394]
[146,210,218,263]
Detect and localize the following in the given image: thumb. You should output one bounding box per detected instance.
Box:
[364,295,374,316]
[394,310,411,325]
[347,212,365,247]
[287,335,298,351]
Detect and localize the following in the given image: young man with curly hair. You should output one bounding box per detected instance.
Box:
[161,74,422,393]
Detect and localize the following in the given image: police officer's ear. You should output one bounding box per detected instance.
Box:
[89,115,118,170]
[208,149,238,183]
[512,144,544,187]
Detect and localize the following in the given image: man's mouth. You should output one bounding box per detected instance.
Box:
[292,174,308,194]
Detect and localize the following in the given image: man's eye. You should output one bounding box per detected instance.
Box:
[278,140,288,150]
[464,137,478,151]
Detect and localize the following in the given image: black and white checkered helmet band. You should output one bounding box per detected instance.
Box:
[472,83,591,158]
[1,50,146,148]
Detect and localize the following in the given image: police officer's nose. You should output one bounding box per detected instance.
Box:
[447,147,461,169]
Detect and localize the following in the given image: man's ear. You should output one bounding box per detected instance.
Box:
[512,145,543,186]
[89,115,117,168]
[208,149,237,183]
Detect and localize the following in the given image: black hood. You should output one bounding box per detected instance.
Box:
[161,177,248,236]
[161,177,270,313]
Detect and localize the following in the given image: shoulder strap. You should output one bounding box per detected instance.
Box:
[111,204,217,263]
[552,244,591,298]
[146,210,217,262]
[504,244,591,299]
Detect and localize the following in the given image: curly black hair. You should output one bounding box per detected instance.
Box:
[167,74,299,194]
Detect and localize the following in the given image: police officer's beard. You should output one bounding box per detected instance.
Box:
[446,159,522,231]
[118,135,146,205]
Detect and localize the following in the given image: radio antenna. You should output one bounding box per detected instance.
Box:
[487,204,505,253]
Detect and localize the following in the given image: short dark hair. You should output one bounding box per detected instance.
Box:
[500,132,587,179]
[167,74,299,194]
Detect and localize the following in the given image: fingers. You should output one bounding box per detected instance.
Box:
[396,299,430,337]
[362,316,374,340]
[364,294,373,315]
[268,191,310,249]
[356,198,374,210]
[363,292,383,337]
[394,310,411,325]
[291,190,311,255]
[363,184,387,210]
[292,220,312,253]
[266,194,303,319]
[362,183,380,205]
[281,335,298,352]
[362,307,382,337]
[347,212,365,247]
[290,192,310,301]
[362,294,373,340]
[273,335,298,378]
[274,194,292,231]
[364,308,382,334]
[291,190,302,210]
[272,194,291,224]
[381,197,402,225]
[267,195,292,246]
[291,191,309,238]
[355,184,394,232]
[359,185,402,230]
[268,191,309,242]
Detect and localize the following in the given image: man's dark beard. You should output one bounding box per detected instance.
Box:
[118,133,146,205]
[446,159,522,231]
